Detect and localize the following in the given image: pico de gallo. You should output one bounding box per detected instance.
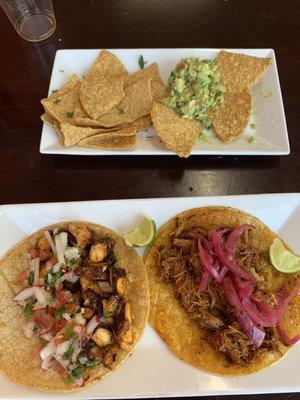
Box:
[13,224,132,387]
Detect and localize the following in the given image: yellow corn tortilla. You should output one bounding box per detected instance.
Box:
[79,133,137,150]
[144,206,300,376]
[126,63,168,101]
[216,50,272,93]
[209,89,252,143]
[150,102,201,157]
[131,114,152,131]
[59,123,120,147]
[0,221,149,392]
[97,78,152,127]
[79,50,128,119]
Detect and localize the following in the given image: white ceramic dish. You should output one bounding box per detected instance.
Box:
[40,48,290,156]
[0,193,299,398]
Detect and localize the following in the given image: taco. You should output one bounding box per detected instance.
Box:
[144,207,300,376]
[0,221,149,392]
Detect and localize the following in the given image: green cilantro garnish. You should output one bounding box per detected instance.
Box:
[86,358,101,367]
[53,99,60,105]
[72,365,85,378]
[110,254,117,265]
[66,111,74,118]
[65,326,74,339]
[68,258,77,267]
[117,107,124,115]
[24,303,33,318]
[59,69,65,73]
[55,306,67,319]
[63,342,74,360]
[28,271,34,285]
[52,89,58,93]
[54,270,63,279]
[138,54,147,69]
[250,123,256,129]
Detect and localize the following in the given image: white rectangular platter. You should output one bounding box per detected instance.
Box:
[40,48,290,156]
[0,193,299,398]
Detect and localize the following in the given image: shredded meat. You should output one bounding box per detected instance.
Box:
[158,219,280,366]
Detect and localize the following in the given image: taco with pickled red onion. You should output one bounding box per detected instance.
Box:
[144,207,300,376]
[0,221,149,392]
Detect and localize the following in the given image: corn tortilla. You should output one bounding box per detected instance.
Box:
[144,206,300,376]
[216,50,272,93]
[151,102,201,158]
[209,89,252,143]
[79,134,137,150]
[0,221,149,392]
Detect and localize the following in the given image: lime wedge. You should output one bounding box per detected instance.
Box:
[269,238,300,274]
[125,217,156,247]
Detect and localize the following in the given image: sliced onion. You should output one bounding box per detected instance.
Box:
[53,262,61,273]
[223,276,243,312]
[40,332,54,342]
[31,258,40,286]
[198,271,210,293]
[55,232,68,266]
[231,275,253,299]
[277,322,300,345]
[44,230,57,254]
[56,340,71,355]
[40,340,57,360]
[23,321,35,338]
[62,313,71,322]
[71,339,82,363]
[61,270,79,283]
[197,238,222,283]
[210,230,255,281]
[33,301,46,310]
[242,298,273,327]
[41,355,53,370]
[237,313,265,347]
[74,313,86,326]
[225,224,254,255]
[219,266,228,278]
[86,315,100,336]
[33,286,47,304]
[73,325,82,334]
[13,287,34,301]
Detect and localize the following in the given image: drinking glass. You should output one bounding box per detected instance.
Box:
[0,0,56,42]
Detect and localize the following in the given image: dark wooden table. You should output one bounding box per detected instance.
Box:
[0,1,299,399]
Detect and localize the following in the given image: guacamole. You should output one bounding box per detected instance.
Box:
[165,57,225,128]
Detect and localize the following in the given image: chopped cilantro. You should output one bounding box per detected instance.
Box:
[68,258,77,267]
[24,303,33,318]
[248,136,257,144]
[250,123,256,129]
[117,107,124,115]
[53,99,60,105]
[55,306,67,319]
[52,89,58,93]
[54,270,63,279]
[110,254,117,265]
[66,111,74,118]
[28,271,34,285]
[138,54,147,69]
[59,69,65,73]
[86,358,101,367]
[65,326,74,339]
[71,365,85,378]
[63,342,74,359]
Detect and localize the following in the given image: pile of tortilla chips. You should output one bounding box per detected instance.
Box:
[151,51,272,157]
[41,50,167,150]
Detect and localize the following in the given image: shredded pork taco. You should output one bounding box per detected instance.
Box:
[144,207,300,376]
[0,221,149,392]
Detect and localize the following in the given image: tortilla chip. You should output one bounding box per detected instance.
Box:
[41,112,67,145]
[209,89,252,143]
[216,50,272,92]
[131,115,152,131]
[79,50,128,119]
[79,131,137,150]
[97,78,152,127]
[41,85,88,124]
[0,221,149,392]
[151,102,201,158]
[126,63,168,101]
[59,123,116,147]
[144,206,300,377]
[79,76,125,120]
[47,75,80,100]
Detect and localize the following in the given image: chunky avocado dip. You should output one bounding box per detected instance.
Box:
[164,58,225,128]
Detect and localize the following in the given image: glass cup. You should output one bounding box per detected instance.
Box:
[0,0,56,42]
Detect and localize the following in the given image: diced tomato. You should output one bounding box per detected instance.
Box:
[66,302,78,315]
[39,249,53,262]
[47,307,57,316]
[55,283,63,292]
[52,361,69,378]
[52,319,67,336]
[32,309,54,332]
[28,247,39,259]
[55,291,68,305]
[14,269,28,283]
[89,345,102,359]
[47,255,57,267]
